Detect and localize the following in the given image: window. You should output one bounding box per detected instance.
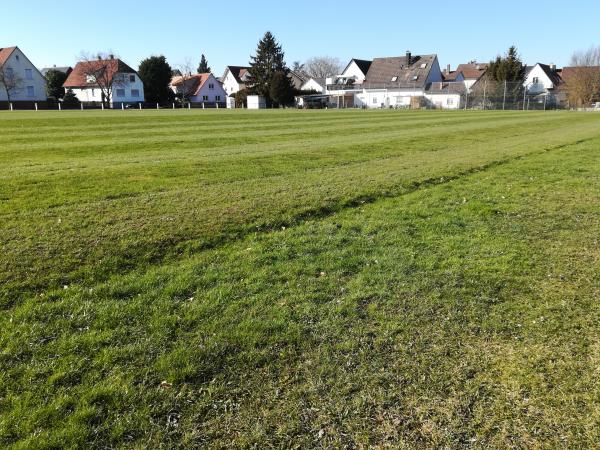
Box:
[391,76,398,82]
[208,83,214,90]
[447,98,454,106]
[15,55,19,61]
[116,89,125,97]
[27,86,35,96]
[412,75,418,81]
[131,89,140,97]
[25,69,33,80]
[215,95,221,101]
[202,95,209,101]
[129,75,136,83]
[86,75,96,83]
[420,63,427,69]
[91,89,95,96]
[372,97,377,104]
[532,77,539,84]
[5,68,14,78]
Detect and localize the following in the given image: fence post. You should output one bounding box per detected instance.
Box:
[202,102,205,109]
[523,86,527,111]
[139,102,142,110]
[101,103,104,111]
[121,103,125,111]
[35,103,38,111]
[188,102,191,109]
[10,103,13,111]
[156,103,159,110]
[482,81,487,110]
[81,103,84,111]
[502,81,507,110]
[216,101,219,109]
[58,103,62,111]
[172,103,175,109]
[544,95,547,111]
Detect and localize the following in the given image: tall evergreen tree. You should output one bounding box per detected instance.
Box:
[197,54,211,73]
[488,46,526,82]
[138,55,174,104]
[247,31,293,106]
[45,69,68,100]
[270,71,295,107]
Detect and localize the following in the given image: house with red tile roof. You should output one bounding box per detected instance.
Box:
[0,46,47,103]
[63,56,144,107]
[170,73,226,105]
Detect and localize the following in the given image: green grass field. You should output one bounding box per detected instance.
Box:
[1,109,599,448]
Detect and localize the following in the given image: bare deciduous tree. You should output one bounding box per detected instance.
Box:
[0,65,23,103]
[304,56,342,79]
[78,51,125,108]
[173,58,196,105]
[566,46,600,107]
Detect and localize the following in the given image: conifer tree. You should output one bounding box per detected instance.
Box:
[247,31,294,106]
[197,54,211,74]
[488,46,525,82]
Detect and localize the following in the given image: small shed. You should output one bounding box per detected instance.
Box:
[247,95,266,109]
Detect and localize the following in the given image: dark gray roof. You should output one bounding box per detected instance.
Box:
[353,59,372,75]
[364,54,437,88]
[537,63,563,85]
[426,81,466,94]
[41,66,72,76]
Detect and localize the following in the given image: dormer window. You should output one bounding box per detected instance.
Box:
[412,75,418,81]
[391,76,398,82]
[129,75,135,83]
[86,75,96,83]
[420,63,427,69]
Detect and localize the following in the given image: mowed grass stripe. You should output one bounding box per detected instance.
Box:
[1,138,598,447]
[2,110,600,304]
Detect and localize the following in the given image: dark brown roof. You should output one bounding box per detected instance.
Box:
[443,70,462,81]
[0,46,17,67]
[455,63,488,80]
[64,58,137,88]
[364,54,437,87]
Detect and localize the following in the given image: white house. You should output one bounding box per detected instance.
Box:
[524,63,563,96]
[349,52,444,109]
[425,81,466,109]
[63,57,144,107]
[301,77,326,93]
[222,66,250,97]
[0,46,47,103]
[170,73,226,105]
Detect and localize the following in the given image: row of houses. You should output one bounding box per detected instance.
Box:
[0,45,595,109]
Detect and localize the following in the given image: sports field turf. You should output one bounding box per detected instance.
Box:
[1,109,599,447]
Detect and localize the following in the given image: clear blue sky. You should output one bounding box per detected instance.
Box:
[3,0,598,75]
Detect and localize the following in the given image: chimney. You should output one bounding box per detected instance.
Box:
[109,54,114,60]
[406,50,412,66]
[550,63,556,71]
[447,64,451,73]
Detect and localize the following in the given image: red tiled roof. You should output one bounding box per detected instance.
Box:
[0,47,17,66]
[171,73,214,96]
[559,66,600,82]
[64,58,137,88]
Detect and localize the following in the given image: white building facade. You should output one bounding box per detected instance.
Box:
[0,46,47,102]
